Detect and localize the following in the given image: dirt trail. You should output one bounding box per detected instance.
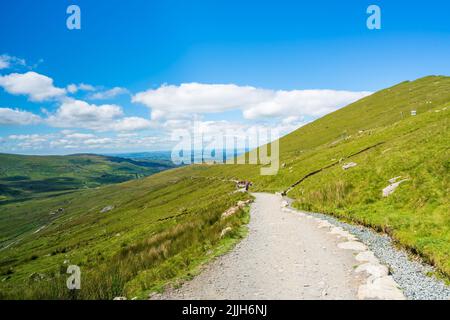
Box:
[153,193,383,300]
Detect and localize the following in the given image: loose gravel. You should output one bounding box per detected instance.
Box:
[292,201,450,300]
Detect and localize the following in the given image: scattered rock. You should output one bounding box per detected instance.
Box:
[355,251,379,264]
[388,176,402,184]
[355,263,389,278]
[221,207,239,219]
[338,241,367,251]
[29,272,46,281]
[317,220,333,229]
[237,200,251,207]
[382,179,409,197]
[33,225,46,234]
[113,297,127,300]
[358,275,405,300]
[100,205,115,213]
[342,162,358,170]
[220,227,233,238]
[222,200,251,219]
[329,227,357,241]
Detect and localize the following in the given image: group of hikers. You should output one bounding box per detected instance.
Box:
[237,180,252,191]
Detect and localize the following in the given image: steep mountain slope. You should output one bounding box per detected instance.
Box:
[201,75,450,191]
[0,75,448,299]
[201,75,450,275]
[0,153,175,203]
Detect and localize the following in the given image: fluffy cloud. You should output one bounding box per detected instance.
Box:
[0,107,42,125]
[0,57,9,69]
[47,99,123,130]
[109,117,152,132]
[242,89,372,119]
[0,72,66,101]
[84,138,112,145]
[133,83,267,120]
[6,134,50,150]
[67,83,96,94]
[133,83,372,121]
[2,131,165,152]
[64,132,96,139]
[90,87,129,100]
[46,99,151,132]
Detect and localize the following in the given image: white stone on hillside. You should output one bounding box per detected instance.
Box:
[342,162,357,170]
[382,179,409,197]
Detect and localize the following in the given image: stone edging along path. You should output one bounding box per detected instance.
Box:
[280,197,404,300]
[281,194,450,300]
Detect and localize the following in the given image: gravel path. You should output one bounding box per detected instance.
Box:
[152,192,450,300]
[300,205,450,300]
[154,193,374,300]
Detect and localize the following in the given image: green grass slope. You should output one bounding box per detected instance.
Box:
[0,153,175,203]
[0,166,250,299]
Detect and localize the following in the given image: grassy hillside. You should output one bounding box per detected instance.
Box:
[0,75,448,299]
[0,166,251,299]
[0,153,175,204]
[195,75,450,275]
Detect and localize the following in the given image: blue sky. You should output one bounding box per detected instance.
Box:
[1,0,449,154]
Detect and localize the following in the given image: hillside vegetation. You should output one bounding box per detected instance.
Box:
[0,153,175,204]
[0,75,449,299]
[0,166,250,299]
[201,75,450,275]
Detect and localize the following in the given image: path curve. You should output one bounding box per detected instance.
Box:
[153,193,403,300]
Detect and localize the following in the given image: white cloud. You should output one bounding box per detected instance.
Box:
[66,84,78,94]
[109,117,152,132]
[8,134,47,142]
[117,132,138,138]
[133,83,372,121]
[79,83,96,91]
[164,119,307,145]
[46,99,151,132]
[0,72,66,101]
[0,58,9,69]
[90,87,129,100]
[6,134,49,150]
[64,132,96,139]
[67,83,96,94]
[133,83,267,120]
[84,138,112,145]
[46,99,123,130]
[0,54,26,70]
[242,89,372,119]
[0,107,42,125]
